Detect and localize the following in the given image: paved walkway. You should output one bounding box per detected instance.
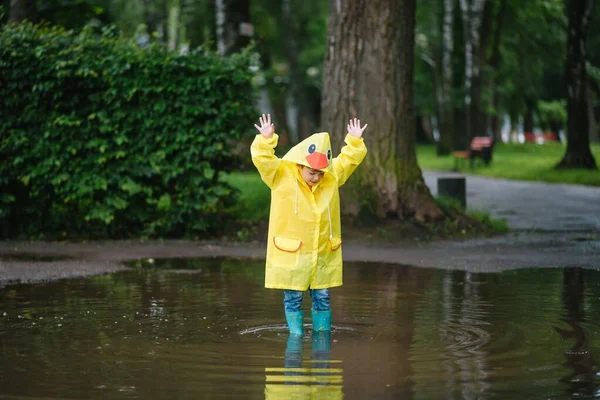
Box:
[423,170,600,232]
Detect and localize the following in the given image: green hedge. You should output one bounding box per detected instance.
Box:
[0,23,256,238]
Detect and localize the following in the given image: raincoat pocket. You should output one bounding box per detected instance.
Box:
[329,237,342,251]
[272,237,302,269]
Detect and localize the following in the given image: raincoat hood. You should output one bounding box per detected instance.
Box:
[282,132,333,172]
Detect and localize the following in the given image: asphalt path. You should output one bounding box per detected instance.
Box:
[423,170,600,232]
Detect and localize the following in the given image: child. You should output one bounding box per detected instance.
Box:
[251,114,367,335]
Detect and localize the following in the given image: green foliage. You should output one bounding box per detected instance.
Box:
[537,99,567,129]
[223,172,270,222]
[0,22,257,239]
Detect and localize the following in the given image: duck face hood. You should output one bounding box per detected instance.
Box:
[282,132,332,172]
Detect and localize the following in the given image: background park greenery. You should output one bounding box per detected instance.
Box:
[1,0,599,240]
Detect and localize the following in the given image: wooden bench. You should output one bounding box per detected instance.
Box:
[542,132,559,142]
[524,131,559,143]
[524,132,537,143]
[452,136,494,170]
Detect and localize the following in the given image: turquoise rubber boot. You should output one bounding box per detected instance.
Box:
[285,311,304,336]
[311,309,331,332]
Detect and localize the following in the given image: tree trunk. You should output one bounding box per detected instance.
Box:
[282,0,310,141]
[523,98,534,134]
[141,0,157,38]
[161,0,169,46]
[8,0,36,21]
[487,0,508,142]
[215,0,251,56]
[322,0,442,222]
[420,116,436,143]
[557,0,597,169]
[459,0,487,140]
[397,0,443,221]
[438,0,455,155]
[587,79,599,143]
[255,39,292,146]
[471,0,492,138]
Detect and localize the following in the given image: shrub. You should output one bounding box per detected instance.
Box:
[0,22,257,238]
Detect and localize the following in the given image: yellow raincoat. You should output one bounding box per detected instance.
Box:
[251,131,367,290]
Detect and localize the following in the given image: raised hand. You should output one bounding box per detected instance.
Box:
[347,118,368,138]
[254,113,275,138]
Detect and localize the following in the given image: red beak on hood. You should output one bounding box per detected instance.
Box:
[306,152,328,170]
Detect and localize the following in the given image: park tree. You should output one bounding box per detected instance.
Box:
[249,0,327,144]
[459,0,488,142]
[484,0,507,141]
[8,0,36,21]
[587,3,600,143]
[282,0,310,140]
[439,0,456,154]
[215,0,251,55]
[322,0,444,222]
[557,0,597,169]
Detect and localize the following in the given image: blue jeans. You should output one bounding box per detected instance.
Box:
[284,289,330,312]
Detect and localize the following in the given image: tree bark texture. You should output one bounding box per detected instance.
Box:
[9,0,36,21]
[558,0,597,169]
[215,0,251,56]
[322,0,441,222]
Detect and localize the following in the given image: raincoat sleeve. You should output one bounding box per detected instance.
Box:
[250,133,282,189]
[332,133,367,186]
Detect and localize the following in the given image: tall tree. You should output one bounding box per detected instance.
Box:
[282,0,310,141]
[485,0,507,141]
[557,0,597,169]
[458,0,487,141]
[439,0,455,154]
[8,0,35,21]
[215,0,251,55]
[322,0,443,221]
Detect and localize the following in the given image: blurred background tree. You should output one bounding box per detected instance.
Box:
[1,0,598,237]
[3,0,598,158]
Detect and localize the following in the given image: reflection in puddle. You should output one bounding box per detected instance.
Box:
[1,259,599,399]
[265,332,343,398]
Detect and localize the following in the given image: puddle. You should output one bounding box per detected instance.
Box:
[1,259,600,399]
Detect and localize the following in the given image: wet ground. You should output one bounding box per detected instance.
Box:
[1,229,599,285]
[423,171,600,232]
[2,171,599,285]
[1,258,599,399]
[0,173,599,398]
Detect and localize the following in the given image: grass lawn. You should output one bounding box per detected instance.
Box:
[223,172,270,221]
[224,168,509,234]
[225,143,598,236]
[417,142,600,186]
